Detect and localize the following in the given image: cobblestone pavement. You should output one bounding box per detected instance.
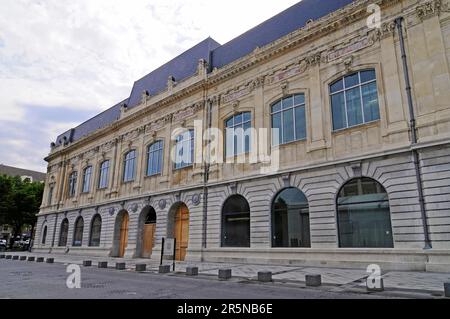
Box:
[2,251,449,298]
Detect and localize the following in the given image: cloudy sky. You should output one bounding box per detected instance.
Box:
[0,0,300,172]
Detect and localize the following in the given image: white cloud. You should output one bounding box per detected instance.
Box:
[0,0,300,171]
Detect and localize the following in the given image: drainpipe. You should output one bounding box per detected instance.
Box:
[395,17,432,249]
[202,97,212,249]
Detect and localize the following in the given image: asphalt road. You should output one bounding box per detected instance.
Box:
[0,259,386,299]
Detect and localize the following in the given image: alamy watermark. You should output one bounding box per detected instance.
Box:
[66,264,81,289]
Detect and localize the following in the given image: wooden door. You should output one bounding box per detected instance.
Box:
[174,205,189,261]
[119,213,129,257]
[142,223,156,257]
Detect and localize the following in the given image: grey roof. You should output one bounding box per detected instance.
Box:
[53,0,354,148]
[0,164,46,182]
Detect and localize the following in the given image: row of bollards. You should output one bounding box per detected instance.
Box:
[0,254,53,263]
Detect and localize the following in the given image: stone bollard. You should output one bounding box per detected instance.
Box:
[367,278,384,292]
[12,255,19,260]
[36,257,44,263]
[27,256,35,262]
[83,260,92,267]
[444,283,450,298]
[116,263,126,270]
[0,254,5,259]
[159,265,171,274]
[186,267,199,276]
[98,261,108,268]
[135,264,147,272]
[305,274,322,287]
[219,269,232,280]
[46,258,54,264]
[258,271,273,283]
[5,255,12,260]
[20,256,27,261]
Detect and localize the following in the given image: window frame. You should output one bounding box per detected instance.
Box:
[174,129,195,170]
[224,111,252,158]
[72,217,84,247]
[89,214,102,247]
[123,150,137,183]
[82,166,93,194]
[329,69,380,131]
[68,171,78,198]
[98,160,110,190]
[146,140,164,177]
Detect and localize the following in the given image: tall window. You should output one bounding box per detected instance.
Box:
[68,172,78,197]
[47,184,54,206]
[89,215,102,247]
[174,130,194,169]
[73,217,84,247]
[82,166,92,193]
[330,69,380,131]
[98,160,110,189]
[221,195,251,247]
[271,94,306,146]
[272,188,311,248]
[225,112,252,157]
[41,225,47,245]
[123,150,136,182]
[147,141,164,176]
[58,219,69,247]
[337,177,393,248]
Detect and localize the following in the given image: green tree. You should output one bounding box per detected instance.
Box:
[0,175,44,247]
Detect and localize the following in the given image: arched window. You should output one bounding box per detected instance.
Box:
[330,69,380,131]
[174,130,194,169]
[58,219,69,247]
[225,112,252,157]
[145,208,157,225]
[271,94,306,146]
[222,195,250,247]
[147,141,164,176]
[337,177,393,248]
[68,171,78,197]
[98,160,110,189]
[272,188,311,248]
[123,150,136,182]
[89,215,102,247]
[82,166,92,193]
[41,225,47,245]
[73,217,84,247]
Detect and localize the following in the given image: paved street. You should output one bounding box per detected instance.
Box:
[0,259,392,299]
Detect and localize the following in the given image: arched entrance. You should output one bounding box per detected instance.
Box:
[137,206,157,258]
[113,210,129,258]
[169,203,190,261]
[221,195,251,247]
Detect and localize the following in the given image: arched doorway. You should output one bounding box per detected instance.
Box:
[89,214,102,247]
[169,203,190,261]
[221,195,250,247]
[337,177,394,248]
[272,188,311,248]
[137,206,157,258]
[58,219,69,247]
[72,217,84,247]
[113,210,129,258]
[41,225,47,245]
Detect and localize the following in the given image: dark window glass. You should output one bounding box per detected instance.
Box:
[58,219,69,247]
[337,178,394,248]
[330,69,380,130]
[222,195,250,247]
[47,184,54,206]
[72,217,84,247]
[98,160,110,189]
[68,172,78,197]
[82,166,92,193]
[41,226,47,245]
[123,151,136,182]
[272,188,311,248]
[89,215,102,247]
[225,112,252,157]
[147,141,164,176]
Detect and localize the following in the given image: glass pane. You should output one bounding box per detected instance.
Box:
[222,196,250,248]
[243,112,251,123]
[360,69,376,83]
[272,101,282,113]
[330,79,343,93]
[346,87,363,127]
[294,94,305,106]
[362,82,380,123]
[226,128,234,157]
[244,121,251,153]
[282,109,295,144]
[272,113,282,146]
[331,93,346,130]
[234,113,243,125]
[226,118,233,128]
[282,96,294,109]
[345,73,359,88]
[295,106,306,140]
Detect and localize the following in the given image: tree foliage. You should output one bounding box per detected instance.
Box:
[0,174,44,240]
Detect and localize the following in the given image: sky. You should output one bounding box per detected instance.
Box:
[0,0,300,173]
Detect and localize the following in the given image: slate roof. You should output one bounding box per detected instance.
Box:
[53,0,354,148]
[0,164,46,182]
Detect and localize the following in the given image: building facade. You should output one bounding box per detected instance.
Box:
[35,0,450,271]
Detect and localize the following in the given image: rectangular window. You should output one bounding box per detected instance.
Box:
[225,112,252,157]
[174,130,194,169]
[98,160,110,189]
[123,151,136,182]
[47,185,54,206]
[82,166,92,193]
[147,141,164,176]
[68,172,77,197]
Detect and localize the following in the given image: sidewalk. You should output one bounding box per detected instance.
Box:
[3,251,449,298]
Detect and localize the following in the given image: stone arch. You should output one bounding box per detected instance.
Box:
[112,210,129,257]
[136,205,157,258]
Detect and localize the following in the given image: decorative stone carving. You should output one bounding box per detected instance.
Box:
[172,103,203,122]
[327,36,373,62]
[108,207,115,216]
[158,199,167,210]
[222,86,252,104]
[130,203,138,213]
[192,194,201,206]
[229,182,238,195]
[416,0,442,20]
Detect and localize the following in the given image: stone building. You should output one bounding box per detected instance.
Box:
[35,0,450,271]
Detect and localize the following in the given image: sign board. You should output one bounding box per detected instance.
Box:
[163,238,175,256]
